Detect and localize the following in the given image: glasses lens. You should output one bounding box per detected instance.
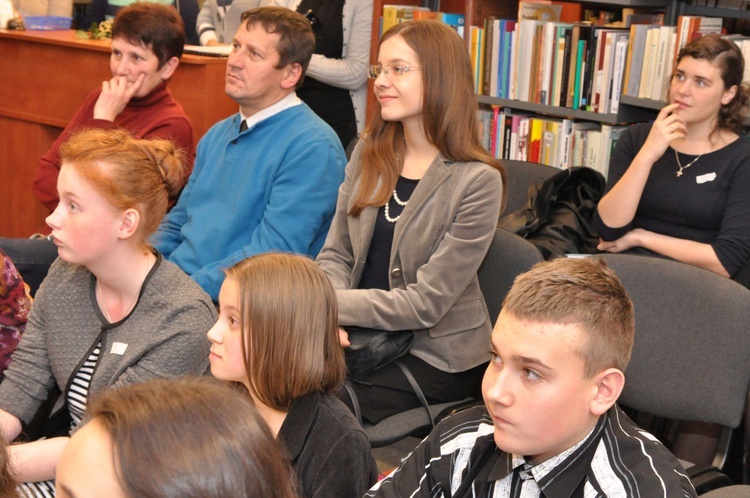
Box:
[368,64,381,79]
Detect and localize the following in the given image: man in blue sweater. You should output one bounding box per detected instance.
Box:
[154,6,346,300]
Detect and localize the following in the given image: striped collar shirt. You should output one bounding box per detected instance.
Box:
[366,405,697,498]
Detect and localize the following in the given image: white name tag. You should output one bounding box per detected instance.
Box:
[696,172,717,184]
[110,342,128,355]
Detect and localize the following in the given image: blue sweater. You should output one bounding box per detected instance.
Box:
[154,104,345,299]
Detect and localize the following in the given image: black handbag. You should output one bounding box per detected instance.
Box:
[344,326,415,382]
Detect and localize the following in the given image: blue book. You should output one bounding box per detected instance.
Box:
[499,20,516,99]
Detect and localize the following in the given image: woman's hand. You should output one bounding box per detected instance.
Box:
[338,327,350,348]
[639,103,688,163]
[597,229,645,253]
[93,73,146,122]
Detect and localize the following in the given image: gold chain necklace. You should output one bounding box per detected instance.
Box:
[674,149,703,178]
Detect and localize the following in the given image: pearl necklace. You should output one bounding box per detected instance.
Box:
[384,189,408,223]
[674,149,703,177]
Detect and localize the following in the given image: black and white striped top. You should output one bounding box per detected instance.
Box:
[67,342,101,426]
[18,343,101,498]
[366,405,697,498]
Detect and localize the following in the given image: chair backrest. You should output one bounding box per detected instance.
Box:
[597,254,750,429]
[478,228,544,326]
[502,160,559,215]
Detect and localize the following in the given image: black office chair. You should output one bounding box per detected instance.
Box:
[478,227,544,326]
[501,160,559,215]
[700,485,750,497]
[598,254,750,493]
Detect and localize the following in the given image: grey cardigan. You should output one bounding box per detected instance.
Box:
[0,255,216,424]
[317,142,504,372]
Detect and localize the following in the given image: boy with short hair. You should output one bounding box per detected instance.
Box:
[367,257,697,497]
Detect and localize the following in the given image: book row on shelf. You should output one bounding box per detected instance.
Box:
[381,5,465,37]
[471,13,745,112]
[377,3,750,171]
[478,107,626,180]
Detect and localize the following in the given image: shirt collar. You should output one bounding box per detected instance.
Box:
[238,92,301,132]
[276,391,320,461]
[488,412,608,496]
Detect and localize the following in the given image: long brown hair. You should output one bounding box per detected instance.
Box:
[351,20,507,216]
[225,253,346,411]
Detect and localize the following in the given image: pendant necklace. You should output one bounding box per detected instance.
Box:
[674,149,703,178]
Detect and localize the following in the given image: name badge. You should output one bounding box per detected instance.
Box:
[696,172,717,184]
[110,342,128,355]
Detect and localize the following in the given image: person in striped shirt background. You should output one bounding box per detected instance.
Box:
[367,257,696,498]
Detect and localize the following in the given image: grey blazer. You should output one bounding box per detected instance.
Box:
[317,142,503,373]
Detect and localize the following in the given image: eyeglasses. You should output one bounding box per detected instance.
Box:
[368,63,421,79]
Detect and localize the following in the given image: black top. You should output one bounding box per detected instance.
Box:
[594,122,750,276]
[295,0,357,147]
[359,176,420,291]
[277,391,378,498]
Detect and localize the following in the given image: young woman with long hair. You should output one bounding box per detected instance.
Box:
[316,20,507,423]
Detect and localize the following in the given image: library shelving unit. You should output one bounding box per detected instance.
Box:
[366,0,671,124]
[366,0,748,128]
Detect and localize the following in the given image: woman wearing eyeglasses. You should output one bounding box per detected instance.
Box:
[316,20,506,424]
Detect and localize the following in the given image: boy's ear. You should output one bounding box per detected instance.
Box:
[590,368,625,416]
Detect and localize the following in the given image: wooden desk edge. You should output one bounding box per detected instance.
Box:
[0,29,228,65]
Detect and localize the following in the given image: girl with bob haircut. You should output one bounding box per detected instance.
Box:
[56,377,298,498]
[316,20,506,423]
[0,128,215,496]
[595,34,750,283]
[208,252,378,498]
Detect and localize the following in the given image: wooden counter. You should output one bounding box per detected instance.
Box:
[0,29,237,237]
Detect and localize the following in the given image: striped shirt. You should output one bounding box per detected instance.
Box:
[366,405,697,498]
[18,342,102,498]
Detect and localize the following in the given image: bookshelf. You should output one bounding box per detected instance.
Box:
[366,0,748,169]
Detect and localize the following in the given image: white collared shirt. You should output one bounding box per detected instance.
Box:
[238,92,302,132]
